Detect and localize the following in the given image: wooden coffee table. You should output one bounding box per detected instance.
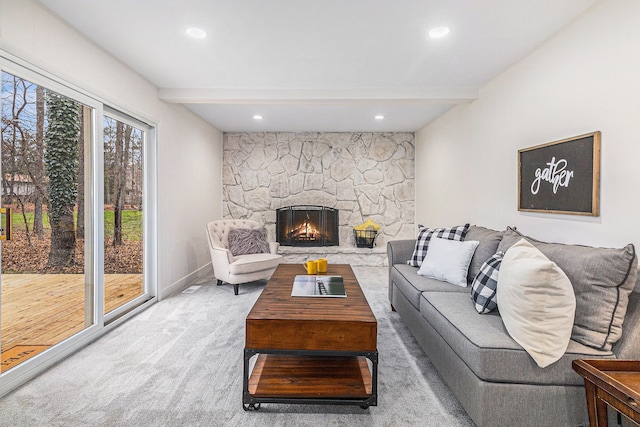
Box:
[242,263,378,410]
[573,359,640,427]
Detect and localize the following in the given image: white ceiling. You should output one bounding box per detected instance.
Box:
[38,0,600,132]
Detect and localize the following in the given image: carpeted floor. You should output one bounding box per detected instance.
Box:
[0,266,475,426]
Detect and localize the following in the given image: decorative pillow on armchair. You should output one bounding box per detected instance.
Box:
[407,223,470,267]
[228,228,270,256]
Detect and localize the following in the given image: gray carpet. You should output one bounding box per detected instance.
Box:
[0,266,475,426]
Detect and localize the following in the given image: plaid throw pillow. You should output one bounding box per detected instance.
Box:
[470,251,504,314]
[407,224,470,267]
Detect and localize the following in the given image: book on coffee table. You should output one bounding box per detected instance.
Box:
[291,275,347,297]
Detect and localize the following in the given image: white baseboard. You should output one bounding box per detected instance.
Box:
[159,263,213,300]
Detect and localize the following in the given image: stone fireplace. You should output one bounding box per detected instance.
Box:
[223,132,415,266]
[276,205,339,247]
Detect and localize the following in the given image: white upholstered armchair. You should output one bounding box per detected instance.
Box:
[205,219,283,295]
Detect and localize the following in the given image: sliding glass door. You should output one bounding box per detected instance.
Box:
[103,111,147,318]
[0,71,94,372]
[0,58,156,391]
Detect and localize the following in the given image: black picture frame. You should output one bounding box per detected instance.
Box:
[518,131,600,216]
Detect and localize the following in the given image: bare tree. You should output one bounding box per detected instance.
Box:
[2,76,48,242]
[2,75,28,205]
[2,76,40,245]
[76,106,85,239]
[113,122,132,246]
[34,85,46,240]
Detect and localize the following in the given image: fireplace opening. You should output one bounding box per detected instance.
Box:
[276,205,339,247]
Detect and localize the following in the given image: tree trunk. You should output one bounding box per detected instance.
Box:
[17,195,32,246]
[45,91,79,267]
[34,197,44,240]
[76,106,85,239]
[34,85,45,240]
[113,122,124,246]
[113,123,132,246]
[49,206,76,266]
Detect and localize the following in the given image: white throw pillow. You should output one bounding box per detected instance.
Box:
[417,237,479,287]
[497,238,576,368]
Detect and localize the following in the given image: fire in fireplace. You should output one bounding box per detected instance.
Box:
[276,205,339,247]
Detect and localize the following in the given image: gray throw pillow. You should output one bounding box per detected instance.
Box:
[465,225,505,284]
[228,227,270,256]
[497,227,638,351]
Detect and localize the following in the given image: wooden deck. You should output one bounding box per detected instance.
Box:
[1,273,142,371]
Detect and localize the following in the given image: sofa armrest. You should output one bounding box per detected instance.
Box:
[387,239,416,307]
[387,239,415,266]
[269,241,280,254]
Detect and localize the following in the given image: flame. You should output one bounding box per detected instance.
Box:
[289,213,320,241]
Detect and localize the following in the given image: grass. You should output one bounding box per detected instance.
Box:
[104,210,143,240]
[9,209,143,241]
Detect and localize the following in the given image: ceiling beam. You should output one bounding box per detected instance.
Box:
[158,87,478,105]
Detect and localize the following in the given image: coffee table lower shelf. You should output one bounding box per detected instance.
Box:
[242,350,378,410]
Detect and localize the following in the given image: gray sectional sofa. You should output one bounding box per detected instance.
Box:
[387,225,640,427]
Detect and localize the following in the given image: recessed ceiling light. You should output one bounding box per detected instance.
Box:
[253,115,263,120]
[429,27,450,39]
[374,115,385,120]
[186,27,207,39]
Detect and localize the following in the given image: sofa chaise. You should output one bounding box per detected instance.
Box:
[387,225,640,426]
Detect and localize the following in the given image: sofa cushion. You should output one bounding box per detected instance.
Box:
[419,291,614,386]
[229,253,282,275]
[497,227,638,351]
[228,227,270,256]
[391,264,469,309]
[465,225,505,284]
[407,224,470,267]
[418,237,479,287]
[498,239,576,368]
[470,251,504,314]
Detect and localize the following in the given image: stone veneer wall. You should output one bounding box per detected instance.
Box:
[223,132,415,265]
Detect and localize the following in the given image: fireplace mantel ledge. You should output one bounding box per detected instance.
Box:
[277,245,387,266]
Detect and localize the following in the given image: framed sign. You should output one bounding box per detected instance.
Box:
[518,131,600,216]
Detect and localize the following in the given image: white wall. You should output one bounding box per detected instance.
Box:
[0,0,223,298]
[416,0,640,249]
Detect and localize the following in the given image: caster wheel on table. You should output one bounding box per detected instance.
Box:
[243,403,261,411]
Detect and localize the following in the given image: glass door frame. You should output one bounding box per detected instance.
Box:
[0,51,158,397]
[103,107,156,323]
